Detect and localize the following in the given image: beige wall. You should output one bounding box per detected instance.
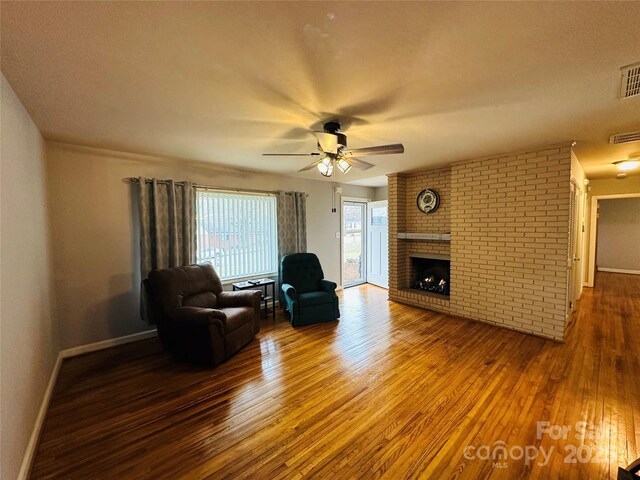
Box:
[372,186,388,201]
[1,74,59,480]
[588,176,640,196]
[389,143,573,341]
[596,198,640,272]
[46,143,374,349]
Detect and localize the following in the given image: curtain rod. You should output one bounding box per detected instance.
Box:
[123,177,309,197]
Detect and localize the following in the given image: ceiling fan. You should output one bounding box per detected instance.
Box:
[262,121,404,177]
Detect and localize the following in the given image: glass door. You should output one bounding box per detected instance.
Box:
[342,201,366,287]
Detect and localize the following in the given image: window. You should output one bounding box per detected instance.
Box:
[195,189,278,281]
[370,206,388,226]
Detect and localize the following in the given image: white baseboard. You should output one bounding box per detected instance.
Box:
[19,329,157,479]
[597,267,640,276]
[60,329,157,358]
[17,354,63,480]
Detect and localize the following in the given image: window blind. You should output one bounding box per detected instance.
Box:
[195,189,278,281]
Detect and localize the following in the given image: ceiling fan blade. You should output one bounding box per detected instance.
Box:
[298,159,323,172]
[262,152,321,156]
[313,132,338,154]
[347,157,375,171]
[343,143,404,157]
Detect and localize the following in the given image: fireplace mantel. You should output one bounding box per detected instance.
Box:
[409,252,450,261]
[397,232,451,241]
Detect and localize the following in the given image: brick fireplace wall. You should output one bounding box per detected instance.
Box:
[389,167,453,313]
[388,143,572,341]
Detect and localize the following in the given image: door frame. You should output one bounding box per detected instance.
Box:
[567,181,577,315]
[586,192,640,287]
[340,196,370,288]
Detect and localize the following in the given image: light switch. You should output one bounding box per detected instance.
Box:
[335,232,340,239]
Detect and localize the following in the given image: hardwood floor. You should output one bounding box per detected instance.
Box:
[30,273,639,479]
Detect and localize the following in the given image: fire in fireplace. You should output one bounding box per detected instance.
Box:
[410,255,450,296]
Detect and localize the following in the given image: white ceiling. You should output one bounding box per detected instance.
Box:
[2,2,640,186]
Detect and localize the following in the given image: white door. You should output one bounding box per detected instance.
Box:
[367,200,389,288]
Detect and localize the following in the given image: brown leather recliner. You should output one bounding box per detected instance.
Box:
[143,263,262,367]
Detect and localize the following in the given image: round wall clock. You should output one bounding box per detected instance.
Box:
[416,189,440,214]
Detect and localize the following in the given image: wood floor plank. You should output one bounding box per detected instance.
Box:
[29,274,640,479]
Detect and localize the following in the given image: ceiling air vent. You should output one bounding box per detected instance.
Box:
[620,63,640,98]
[609,131,640,144]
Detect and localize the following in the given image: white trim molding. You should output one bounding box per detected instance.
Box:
[597,267,640,275]
[17,355,63,480]
[18,329,157,479]
[60,329,157,358]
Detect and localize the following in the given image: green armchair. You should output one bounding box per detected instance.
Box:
[280,253,340,327]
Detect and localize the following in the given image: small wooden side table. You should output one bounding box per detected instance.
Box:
[232,278,276,319]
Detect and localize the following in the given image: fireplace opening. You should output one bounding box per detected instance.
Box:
[410,255,450,296]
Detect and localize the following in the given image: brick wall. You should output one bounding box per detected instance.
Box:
[389,168,453,314]
[405,167,451,234]
[388,174,406,294]
[388,143,572,341]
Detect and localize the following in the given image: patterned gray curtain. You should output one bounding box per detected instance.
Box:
[276,191,307,305]
[136,177,195,279]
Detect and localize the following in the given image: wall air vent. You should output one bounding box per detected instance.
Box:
[609,131,640,145]
[620,63,640,98]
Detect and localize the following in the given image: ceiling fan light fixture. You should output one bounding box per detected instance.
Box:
[337,159,352,174]
[265,120,404,177]
[614,159,640,171]
[317,156,334,177]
